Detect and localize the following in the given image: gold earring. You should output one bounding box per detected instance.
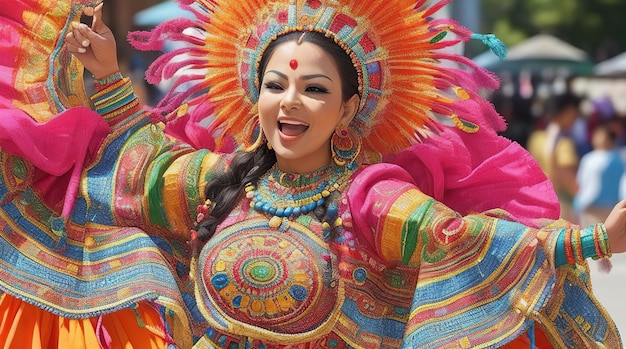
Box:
[331,125,361,166]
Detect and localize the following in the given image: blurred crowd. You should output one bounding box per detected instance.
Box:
[496,82,626,227]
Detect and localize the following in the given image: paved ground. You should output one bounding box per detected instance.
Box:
[589,252,626,335]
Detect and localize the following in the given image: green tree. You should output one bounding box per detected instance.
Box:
[480,0,626,62]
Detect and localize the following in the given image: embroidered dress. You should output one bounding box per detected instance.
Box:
[0,1,621,349]
[0,75,618,347]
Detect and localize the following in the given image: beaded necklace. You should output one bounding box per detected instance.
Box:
[245,162,355,228]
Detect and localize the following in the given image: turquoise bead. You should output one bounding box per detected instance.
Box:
[254,201,263,210]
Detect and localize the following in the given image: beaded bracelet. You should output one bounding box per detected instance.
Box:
[90,77,138,121]
[554,231,567,267]
[94,71,124,89]
[593,224,612,259]
[564,229,575,265]
[555,224,612,267]
[574,228,585,264]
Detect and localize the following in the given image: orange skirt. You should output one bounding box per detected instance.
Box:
[501,323,553,349]
[0,291,552,349]
[0,293,170,349]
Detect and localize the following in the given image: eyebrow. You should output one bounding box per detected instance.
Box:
[264,70,333,82]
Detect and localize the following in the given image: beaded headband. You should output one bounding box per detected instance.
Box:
[131,0,507,162]
[251,27,366,111]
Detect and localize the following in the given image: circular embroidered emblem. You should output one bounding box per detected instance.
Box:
[198,217,340,333]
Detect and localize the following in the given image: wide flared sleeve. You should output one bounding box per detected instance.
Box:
[83,76,229,240]
[346,163,621,349]
[0,4,228,345]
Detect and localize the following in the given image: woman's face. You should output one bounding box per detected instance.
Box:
[258,40,358,174]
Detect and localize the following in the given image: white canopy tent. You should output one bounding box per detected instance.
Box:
[505,33,588,61]
[594,52,626,77]
[473,34,593,76]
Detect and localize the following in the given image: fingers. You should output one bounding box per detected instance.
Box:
[609,200,626,223]
[66,23,93,56]
[65,2,119,78]
[617,198,626,210]
[76,3,113,48]
[70,22,92,49]
[90,3,105,33]
[65,40,86,55]
[603,199,626,254]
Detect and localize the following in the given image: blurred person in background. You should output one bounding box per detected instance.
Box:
[574,122,625,227]
[527,93,582,222]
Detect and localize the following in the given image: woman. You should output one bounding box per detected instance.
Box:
[0,0,625,348]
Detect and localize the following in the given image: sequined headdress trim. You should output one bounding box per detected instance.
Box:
[130,0,507,162]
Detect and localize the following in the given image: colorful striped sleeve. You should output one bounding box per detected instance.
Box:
[347,163,619,348]
[84,74,228,240]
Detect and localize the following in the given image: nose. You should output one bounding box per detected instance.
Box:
[280,86,301,111]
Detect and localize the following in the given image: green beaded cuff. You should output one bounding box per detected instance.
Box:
[94,71,124,88]
[554,223,611,267]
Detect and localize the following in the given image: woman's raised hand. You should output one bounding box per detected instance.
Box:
[65,3,120,79]
[603,199,626,254]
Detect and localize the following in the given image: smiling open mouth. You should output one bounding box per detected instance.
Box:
[278,121,309,136]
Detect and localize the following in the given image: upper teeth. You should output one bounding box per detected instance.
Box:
[281,121,307,126]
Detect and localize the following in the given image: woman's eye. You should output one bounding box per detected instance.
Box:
[264,82,283,90]
[306,86,329,93]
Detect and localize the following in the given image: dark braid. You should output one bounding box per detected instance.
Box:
[196,145,276,241]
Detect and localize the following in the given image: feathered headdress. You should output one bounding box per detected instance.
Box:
[130,0,507,162]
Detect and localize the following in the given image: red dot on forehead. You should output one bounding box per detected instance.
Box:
[289,59,298,70]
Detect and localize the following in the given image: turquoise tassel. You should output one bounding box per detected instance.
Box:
[471,33,507,60]
[528,322,536,349]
